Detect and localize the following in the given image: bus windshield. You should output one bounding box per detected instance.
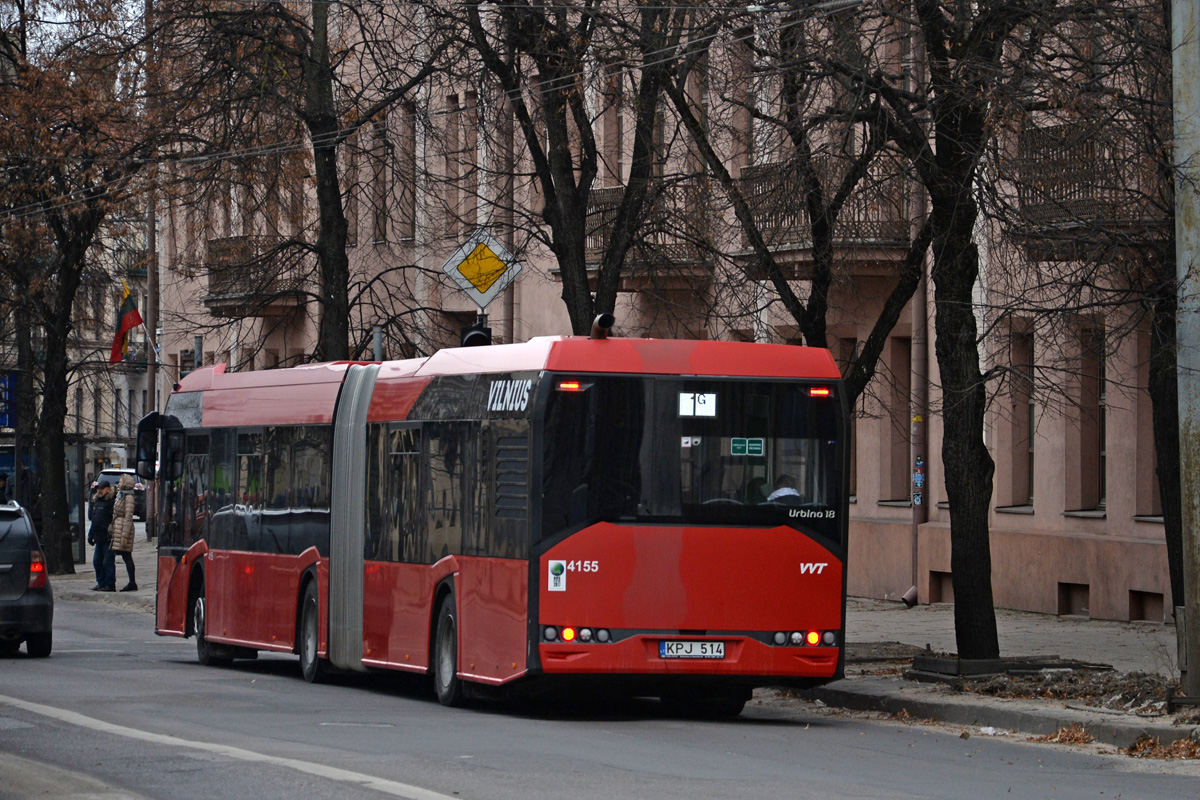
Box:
[540,375,843,546]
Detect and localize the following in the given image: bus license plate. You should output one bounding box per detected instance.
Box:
[660,641,725,659]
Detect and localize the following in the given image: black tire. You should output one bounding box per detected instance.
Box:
[432,595,464,706]
[299,581,327,683]
[0,640,21,657]
[193,583,230,667]
[24,632,51,658]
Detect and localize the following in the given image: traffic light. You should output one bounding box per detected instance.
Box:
[461,321,492,347]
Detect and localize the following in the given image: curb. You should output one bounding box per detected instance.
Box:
[804,676,1200,748]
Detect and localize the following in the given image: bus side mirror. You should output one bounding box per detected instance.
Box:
[136,412,161,481]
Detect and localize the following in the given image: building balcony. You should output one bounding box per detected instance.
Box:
[1013,123,1170,260]
[113,247,149,279]
[202,236,306,318]
[736,156,912,279]
[583,179,711,290]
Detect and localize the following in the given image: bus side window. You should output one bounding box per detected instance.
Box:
[425,423,464,563]
[183,434,210,549]
[365,423,388,560]
[209,429,235,550]
[292,425,331,556]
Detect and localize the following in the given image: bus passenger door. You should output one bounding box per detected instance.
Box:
[156,429,191,636]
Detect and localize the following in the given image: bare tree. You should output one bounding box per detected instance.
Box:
[0,1,155,571]
[983,1,1180,606]
[155,0,449,361]
[443,0,693,335]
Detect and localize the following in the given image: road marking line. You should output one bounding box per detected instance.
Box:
[0,694,457,800]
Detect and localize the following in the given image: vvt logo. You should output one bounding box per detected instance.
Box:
[798,563,829,575]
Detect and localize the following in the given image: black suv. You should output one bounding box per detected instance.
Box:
[0,502,53,657]
[91,468,146,520]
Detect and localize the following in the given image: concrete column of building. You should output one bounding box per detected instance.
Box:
[1172,0,1200,698]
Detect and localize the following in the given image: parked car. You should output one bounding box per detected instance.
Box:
[0,502,53,657]
[90,468,145,520]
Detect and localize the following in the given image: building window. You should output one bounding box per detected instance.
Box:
[75,387,83,434]
[884,336,911,502]
[398,104,417,241]
[837,337,859,499]
[372,115,390,244]
[345,131,359,248]
[93,391,101,436]
[1073,325,1105,510]
[1009,331,1035,506]
[1136,330,1161,516]
[602,64,624,185]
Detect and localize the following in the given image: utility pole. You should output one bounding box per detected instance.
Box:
[144,0,159,540]
[1172,0,1200,699]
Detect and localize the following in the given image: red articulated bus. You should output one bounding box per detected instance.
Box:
[137,329,848,717]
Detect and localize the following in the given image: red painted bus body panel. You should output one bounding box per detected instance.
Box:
[366,376,433,423]
[542,338,841,379]
[457,558,529,684]
[156,554,190,636]
[538,523,843,678]
[362,561,437,669]
[205,550,315,652]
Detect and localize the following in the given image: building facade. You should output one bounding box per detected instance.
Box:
[152,2,1172,624]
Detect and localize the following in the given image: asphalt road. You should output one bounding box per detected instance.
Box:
[1,598,1198,800]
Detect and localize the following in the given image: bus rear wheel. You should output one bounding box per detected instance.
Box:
[299,581,327,683]
[433,595,464,706]
[193,586,230,668]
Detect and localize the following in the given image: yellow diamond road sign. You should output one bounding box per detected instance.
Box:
[441,230,523,309]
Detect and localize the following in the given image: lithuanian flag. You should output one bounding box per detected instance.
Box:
[109,281,144,364]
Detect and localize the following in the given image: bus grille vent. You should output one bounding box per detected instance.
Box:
[495,435,529,520]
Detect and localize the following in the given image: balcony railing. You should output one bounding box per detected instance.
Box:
[113,247,149,278]
[738,155,910,248]
[203,236,305,317]
[1014,123,1168,229]
[584,179,710,267]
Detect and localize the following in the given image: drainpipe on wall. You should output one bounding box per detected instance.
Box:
[905,258,929,608]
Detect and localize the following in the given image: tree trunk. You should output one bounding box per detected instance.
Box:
[931,190,1000,660]
[306,0,350,362]
[1149,279,1183,607]
[36,261,79,575]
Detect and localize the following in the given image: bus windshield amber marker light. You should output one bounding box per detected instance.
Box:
[557,380,584,392]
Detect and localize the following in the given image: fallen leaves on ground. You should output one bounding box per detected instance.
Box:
[1028,724,1094,745]
[964,670,1175,715]
[1122,734,1200,760]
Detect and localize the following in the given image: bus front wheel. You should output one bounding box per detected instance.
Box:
[193,585,230,668]
[433,596,464,706]
[299,582,327,683]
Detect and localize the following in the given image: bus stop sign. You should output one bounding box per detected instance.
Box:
[441,229,523,310]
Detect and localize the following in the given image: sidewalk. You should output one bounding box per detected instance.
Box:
[54,534,1199,746]
[806,598,1198,748]
[54,521,157,613]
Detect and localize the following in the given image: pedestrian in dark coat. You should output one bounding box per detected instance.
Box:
[88,478,116,592]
